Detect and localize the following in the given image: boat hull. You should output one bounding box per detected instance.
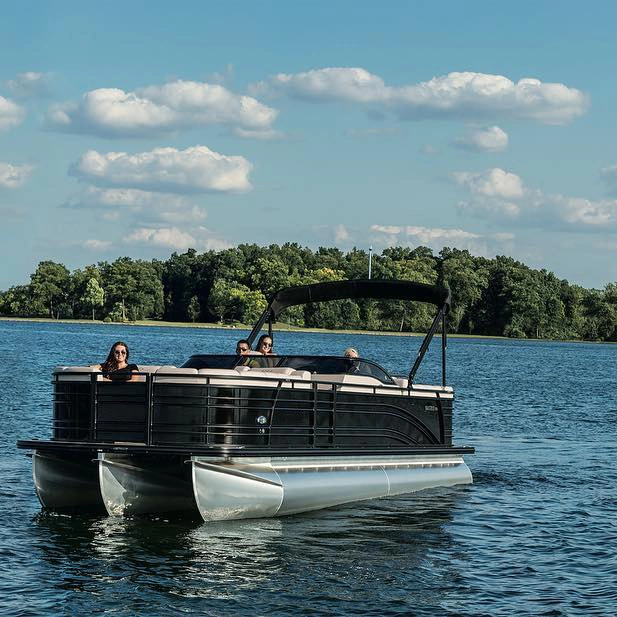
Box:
[98,453,196,516]
[33,450,104,510]
[29,448,471,521]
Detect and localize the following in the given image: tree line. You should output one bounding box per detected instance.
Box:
[1,243,616,341]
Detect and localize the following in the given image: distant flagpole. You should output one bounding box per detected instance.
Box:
[368,246,373,279]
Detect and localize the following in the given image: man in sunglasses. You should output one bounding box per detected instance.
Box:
[235,339,252,355]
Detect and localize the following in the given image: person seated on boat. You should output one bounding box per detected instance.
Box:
[97,341,139,381]
[344,347,361,373]
[236,339,252,355]
[249,334,276,367]
[235,338,254,366]
[344,347,359,359]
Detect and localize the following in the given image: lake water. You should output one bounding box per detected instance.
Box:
[1,321,616,616]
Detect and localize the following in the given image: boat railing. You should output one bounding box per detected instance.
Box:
[51,369,451,448]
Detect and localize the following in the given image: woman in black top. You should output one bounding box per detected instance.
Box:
[98,341,138,381]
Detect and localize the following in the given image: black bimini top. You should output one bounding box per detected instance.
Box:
[247,278,451,386]
[265,279,449,321]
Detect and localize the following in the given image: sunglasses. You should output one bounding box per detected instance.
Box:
[237,346,249,352]
[114,349,127,356]
[261,342,272,348]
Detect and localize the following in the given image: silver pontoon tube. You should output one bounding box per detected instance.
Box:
[192,454,472,522]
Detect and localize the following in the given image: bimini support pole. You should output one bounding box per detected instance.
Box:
[408,307,444,386]
[247,309,272,347]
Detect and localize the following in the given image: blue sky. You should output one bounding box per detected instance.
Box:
[2,0,617,289]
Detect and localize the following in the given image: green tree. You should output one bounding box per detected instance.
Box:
[0,285,36,316]
[100,257,164,321]
[247,255,292,297]
[83,277,105,320]
[187,295,200,323]
[208,279,266,323]
[30,261,71,318]
[439,248,490,334]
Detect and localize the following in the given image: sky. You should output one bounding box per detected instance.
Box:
[1,0,617,290]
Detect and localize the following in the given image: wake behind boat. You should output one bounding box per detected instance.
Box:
[17,279,473,521]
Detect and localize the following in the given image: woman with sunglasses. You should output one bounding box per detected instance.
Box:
[249,334,276,368]
[98,341,139,381]
[256,335,274,355]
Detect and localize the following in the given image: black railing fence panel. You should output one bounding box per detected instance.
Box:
[52,372,451,449]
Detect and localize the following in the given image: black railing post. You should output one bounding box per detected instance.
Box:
[90,373,98,441]
[331,384,337,445]
[145,373,153,445]
[442,311,447,387]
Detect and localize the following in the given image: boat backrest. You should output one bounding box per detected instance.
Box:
[51,365,450,397]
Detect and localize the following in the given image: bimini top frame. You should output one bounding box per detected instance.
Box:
[246,279,451,387]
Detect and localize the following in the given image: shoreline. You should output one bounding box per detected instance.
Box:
[0,315,609,343]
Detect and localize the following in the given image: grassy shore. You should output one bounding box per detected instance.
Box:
[0,315,512,340]
[3,315,611,343]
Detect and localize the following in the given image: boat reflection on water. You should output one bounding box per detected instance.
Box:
[31,487,468,605]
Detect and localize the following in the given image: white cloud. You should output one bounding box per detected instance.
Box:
[250,67,390,103]
[404,225,480,244]
[70,145,253,194]
[370,224,480,243]
[453,125,509,152]
[48,80,278,138]
[393,73,587,124]
[451,168,524,199]
[334,224,351,242]
[371,225,403,235]
[369,223,511,256]
[124,226,196,250]
[6,71,52,98]
[251,68,587,124]
[82,239,112,250]
[123,225,230,251]
[0,161,33,188]
[558,196,617,227]
[158,205,207,223]
[0,96,25,131]
[231,127,285,140]
[71,186,192,209]
[64,185,209,227]
[455,167,617,232]
[457,199,521,218]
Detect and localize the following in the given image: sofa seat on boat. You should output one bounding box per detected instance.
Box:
[311,373,386,393]
[54,365,162,380]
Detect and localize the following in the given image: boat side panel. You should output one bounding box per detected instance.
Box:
[53,382,91,440]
